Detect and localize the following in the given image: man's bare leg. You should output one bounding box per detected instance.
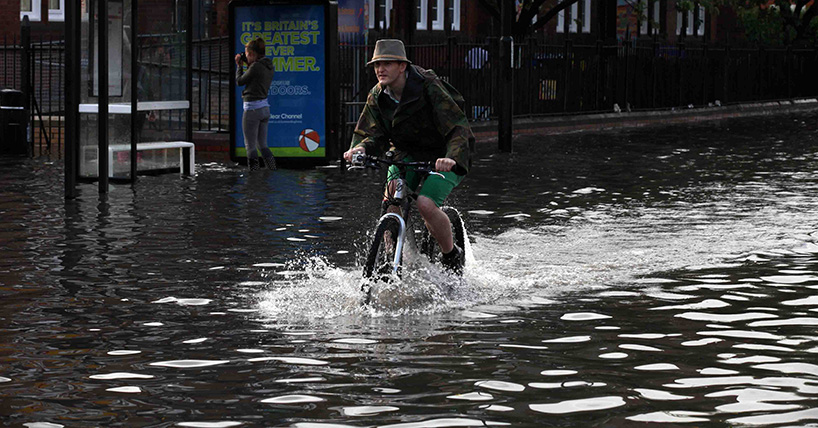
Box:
[417,195,453,254]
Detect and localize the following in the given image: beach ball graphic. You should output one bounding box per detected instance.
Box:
[299,129,320,152]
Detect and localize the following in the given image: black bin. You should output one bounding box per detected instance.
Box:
[0,89,30,156]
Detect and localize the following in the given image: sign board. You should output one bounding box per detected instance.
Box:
[338,0,366,44]
[229,0,337,164]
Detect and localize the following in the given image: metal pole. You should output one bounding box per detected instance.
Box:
[563,39,572,112]
[130,0,138,181]
[327,0,340,162]
[65,0,79,199]
[21,16,31,154]
[498,2,513,152]
[99,0,109,192]
[185,0,193,153]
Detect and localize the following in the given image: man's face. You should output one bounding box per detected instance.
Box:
[373,61,406,87]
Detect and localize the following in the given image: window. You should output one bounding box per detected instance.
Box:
[556,0,591,34]
[431,0,443,30]
[49,0,65,22]
[368,0,393,30]
[639,0,660,35]
[21,0,42,21]
[677,4,706,36]
[582,0,591,33]
[449,0,460,31]
[431,0,460,31]
[417,0,427,30]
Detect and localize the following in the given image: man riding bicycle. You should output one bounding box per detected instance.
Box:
[343,39,474,274]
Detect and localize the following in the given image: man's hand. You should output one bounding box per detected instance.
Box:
[344,146,365,162]
[435,158,456,172]
[234,54,243,66]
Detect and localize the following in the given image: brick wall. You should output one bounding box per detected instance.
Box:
[215,0,229,38]
[139,0,177,34]
[1,0,22,40]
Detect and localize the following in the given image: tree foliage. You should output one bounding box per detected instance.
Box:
[477,0,582,38]
[729,0,818,44]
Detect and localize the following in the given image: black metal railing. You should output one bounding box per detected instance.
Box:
[191,36,229,133]
[3,33,818,159]
[0,31,65,157]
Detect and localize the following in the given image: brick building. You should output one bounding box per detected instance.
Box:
[3,0,752,45]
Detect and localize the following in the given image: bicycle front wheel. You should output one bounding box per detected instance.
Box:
[363,216,402,280]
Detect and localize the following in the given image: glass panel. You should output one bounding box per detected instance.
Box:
[136,0,189,162]
[49,0,59,10]
[79,0,135,179]
[21,0,32,12]
[78,0,190,180]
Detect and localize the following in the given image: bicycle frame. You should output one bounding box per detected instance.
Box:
[350,152,467,292]
[350,153,434,276]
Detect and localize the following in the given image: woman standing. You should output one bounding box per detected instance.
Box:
[235,38,276,170]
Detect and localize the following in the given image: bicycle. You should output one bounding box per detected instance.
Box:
[348,152,466,303]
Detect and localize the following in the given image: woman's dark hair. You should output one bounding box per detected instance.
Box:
[246,38,265,56]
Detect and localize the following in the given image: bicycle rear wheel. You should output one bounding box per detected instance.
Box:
[420,206,466,265]
[363,216,402,281]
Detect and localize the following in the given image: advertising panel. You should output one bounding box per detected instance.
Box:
[338,0,366,44]
[230,1,329,161]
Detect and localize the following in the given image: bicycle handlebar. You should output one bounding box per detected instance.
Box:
[348,153,436,174]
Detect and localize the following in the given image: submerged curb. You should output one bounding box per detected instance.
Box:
[469,98,818,142]
[191,98,818,155]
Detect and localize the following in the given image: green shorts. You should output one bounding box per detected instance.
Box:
[387,159,464,207]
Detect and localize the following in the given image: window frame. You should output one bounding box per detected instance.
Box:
[557,0,590,34]
[416,0,428,30]
[21,0,42,22]
[368,0,393,30]
[430,0,460,31]
[48,0,65,22]
[639,0,660,36]
[431,0,444,30]
[676,5,706,36]
[450,0,460,31]
[582,0,591,33]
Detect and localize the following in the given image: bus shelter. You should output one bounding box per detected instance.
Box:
[65,0,193,196]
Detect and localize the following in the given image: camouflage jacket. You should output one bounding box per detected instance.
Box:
[350,65,473,175]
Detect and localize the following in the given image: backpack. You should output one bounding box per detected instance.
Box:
[418,67,475,155]
[421,68,467,112]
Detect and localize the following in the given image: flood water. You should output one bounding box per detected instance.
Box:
[2,111,818,427]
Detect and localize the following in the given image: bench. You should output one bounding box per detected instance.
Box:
[82,141,195,178]
[79,101,194,178]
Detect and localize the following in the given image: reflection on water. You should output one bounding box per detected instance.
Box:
[1,112,818,426]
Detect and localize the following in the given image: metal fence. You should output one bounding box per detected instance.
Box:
[337,38,818,145]
[3,34,818,158]
[1,33,65,157]
[191,36,230,133]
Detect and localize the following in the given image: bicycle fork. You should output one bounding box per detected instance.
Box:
[378,212,406,275]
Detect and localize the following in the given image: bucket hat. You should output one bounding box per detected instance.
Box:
[366,39,412,66]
